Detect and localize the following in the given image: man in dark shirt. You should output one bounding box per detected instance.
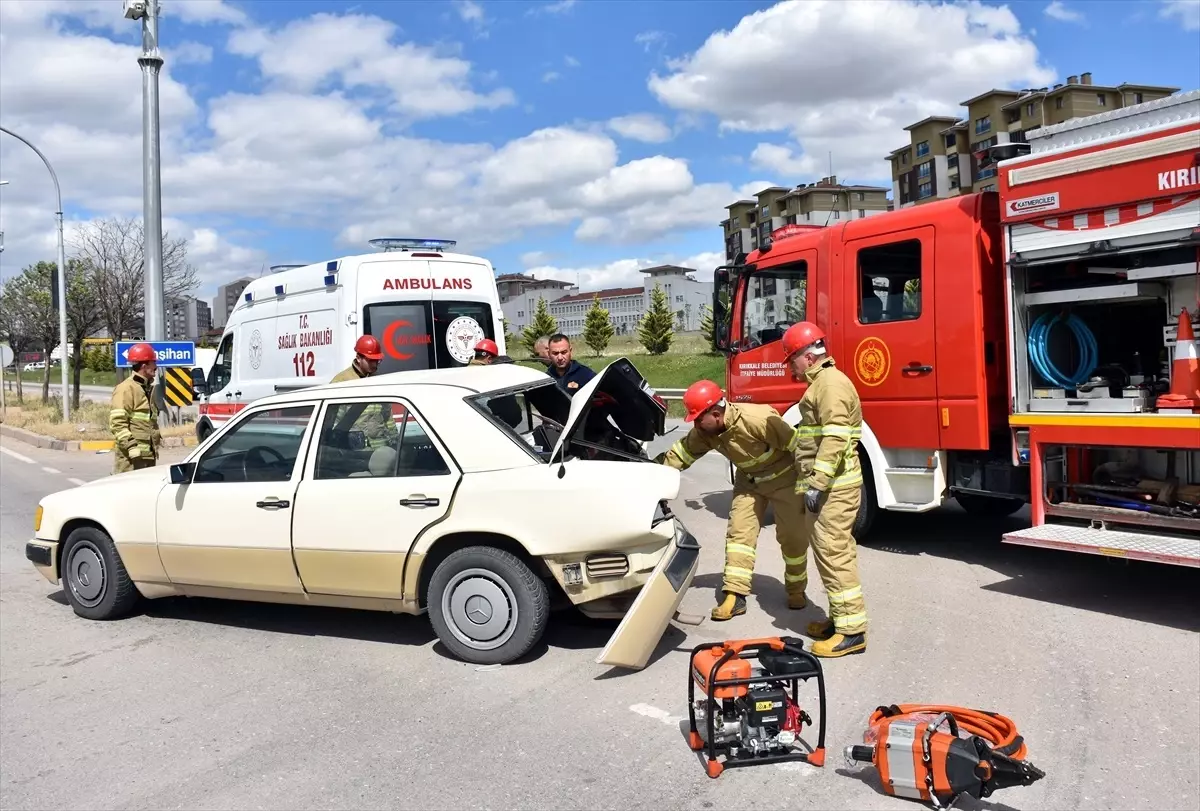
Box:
[546,333,596,395]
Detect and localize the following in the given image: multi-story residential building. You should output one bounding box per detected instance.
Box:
[165,295,212,342]
[721,176,890,261]
[212,277,253,329]
[888,72,1180,206]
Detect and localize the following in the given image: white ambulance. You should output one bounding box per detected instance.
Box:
[196,238,507,440]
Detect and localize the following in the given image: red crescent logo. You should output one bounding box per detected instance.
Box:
[382,320,414,361]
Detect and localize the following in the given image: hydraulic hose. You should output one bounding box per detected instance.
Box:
[1027,310,1098,389]
[867,703,1028,759]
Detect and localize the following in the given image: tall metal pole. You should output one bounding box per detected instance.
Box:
[139,0,165,347]
[0,127,71,422]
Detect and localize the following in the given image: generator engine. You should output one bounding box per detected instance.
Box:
[687,637,828,778]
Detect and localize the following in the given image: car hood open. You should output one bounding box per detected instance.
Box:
[549,357,668,463]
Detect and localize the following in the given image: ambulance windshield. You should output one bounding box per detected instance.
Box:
[362,300,496,375]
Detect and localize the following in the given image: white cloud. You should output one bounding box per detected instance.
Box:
[527,0,577,16]
[520,251,554,268]
[171,41,215,65]
[648,0,1054,183]
[634,30,668,52]
[564,55,581,68]
[749,144,813,176]
[542,71,561,83]
[1160,0,1200,30]
[226,12,515,118]
[452,0,489,37]
[1044,1,1084,23]
[524,250,726,292]
[607,113,673,143]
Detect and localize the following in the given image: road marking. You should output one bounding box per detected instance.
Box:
[42,466,61,474]
[1,447,35,464]
[68,478,88,487]
[629,703,686,728]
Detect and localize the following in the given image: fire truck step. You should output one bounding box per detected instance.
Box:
[1003,524,1200,568]
[885,466,936,476]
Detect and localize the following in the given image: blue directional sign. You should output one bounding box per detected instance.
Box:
[115,340,196,368]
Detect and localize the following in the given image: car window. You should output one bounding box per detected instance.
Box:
[468,386,567,460]
[194,405,314,483]
[313,400,451,479]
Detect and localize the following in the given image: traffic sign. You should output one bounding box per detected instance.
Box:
[115,340,195,368]
[162,367,194,406]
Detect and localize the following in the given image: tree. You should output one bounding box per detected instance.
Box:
[501,317,516,350]
[62,259,103,409]
[0,280,38,404]
[699,303,714,347]
[521,297,558,357]
[582,295,614,356]
[70,217,198,366]
[638,283,674,355]
[785,280,807,323]
[3,263,62,400]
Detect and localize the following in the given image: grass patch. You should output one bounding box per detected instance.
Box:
[17,368,118,387]
[0,395,192,442]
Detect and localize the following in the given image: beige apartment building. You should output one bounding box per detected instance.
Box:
[721,176,890,261]
[888,72,1180,207]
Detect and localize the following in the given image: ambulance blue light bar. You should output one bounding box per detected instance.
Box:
[369,238,457,253]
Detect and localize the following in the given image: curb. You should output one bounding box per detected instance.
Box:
[0,424,197,452]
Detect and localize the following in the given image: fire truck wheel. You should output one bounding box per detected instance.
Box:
[851,454,877,541]
[955,492,1024,518]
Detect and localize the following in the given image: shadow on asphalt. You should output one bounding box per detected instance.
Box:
[834,766,1024,811]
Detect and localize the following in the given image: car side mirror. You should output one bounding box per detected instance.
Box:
[170,462,196,485]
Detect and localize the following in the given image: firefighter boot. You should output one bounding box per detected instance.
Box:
[788,593,807,610]
[811,632,866,658]
[711,592,747,621]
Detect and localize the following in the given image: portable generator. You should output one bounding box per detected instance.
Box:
[686,636,827,778]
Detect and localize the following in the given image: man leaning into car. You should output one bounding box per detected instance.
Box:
[546,333,595,396]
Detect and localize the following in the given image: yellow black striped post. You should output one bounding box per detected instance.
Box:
[163,367,194,407]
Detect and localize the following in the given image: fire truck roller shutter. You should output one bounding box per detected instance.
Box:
[782,403,882,540]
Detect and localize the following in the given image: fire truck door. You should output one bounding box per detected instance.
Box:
[840,227,940,449]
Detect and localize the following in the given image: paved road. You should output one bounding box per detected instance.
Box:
[1,430,1197,810]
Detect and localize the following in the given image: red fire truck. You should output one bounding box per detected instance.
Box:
[712,89,1199,566]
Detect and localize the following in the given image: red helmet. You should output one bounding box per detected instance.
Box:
[474,338,499,356]
[682,379,724,422]
[354,334,384,360]
[782,321,826,359]
[127,342,156,364]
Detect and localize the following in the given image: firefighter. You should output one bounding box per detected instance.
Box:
[331,335,395,448]
[108,342,161,474]
[469,338,499,366]
[781,321,867,658]
[654,380,809,621]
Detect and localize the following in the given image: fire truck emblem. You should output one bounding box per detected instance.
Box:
[853,336,890,387]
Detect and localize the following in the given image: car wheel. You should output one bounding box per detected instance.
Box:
[428,546,549,665]
[852,453,878,541]
[955,492,1024,518]
[61,526,139,620]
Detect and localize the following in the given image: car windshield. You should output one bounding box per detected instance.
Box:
[467,381,570,461]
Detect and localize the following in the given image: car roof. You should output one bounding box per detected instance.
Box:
[252,363,552,408]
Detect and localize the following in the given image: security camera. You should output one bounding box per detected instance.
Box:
[123,0,148,20]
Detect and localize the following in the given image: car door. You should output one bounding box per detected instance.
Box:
[290,397,461,599]
[840,227,941,449]
[155,403,318,593]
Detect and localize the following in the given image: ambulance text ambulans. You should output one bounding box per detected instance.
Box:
[196,239,506,439]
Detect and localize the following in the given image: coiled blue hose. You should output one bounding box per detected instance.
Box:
[1027,311,1099,389]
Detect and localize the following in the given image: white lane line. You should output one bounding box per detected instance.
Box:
[68,478,88,487]
[1,447,35,464]
[629,703,686,728]
[42,466,61,474]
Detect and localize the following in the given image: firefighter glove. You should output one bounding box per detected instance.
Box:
[804,487,822,513]
[652,451,667,465]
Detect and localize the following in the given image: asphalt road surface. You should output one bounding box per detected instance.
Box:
[1,428,1197,811]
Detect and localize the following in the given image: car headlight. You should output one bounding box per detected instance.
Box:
[34,504,43,533]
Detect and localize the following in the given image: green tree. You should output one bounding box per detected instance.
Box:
[638,283,674,355]
[0,281,37,404]
[699,303,714,347]
[582,295,614,356]
[501,316,516,350]
[522,297,558,357]
[63,259,103,409]
[3,262,62,400]
[784,279,808,323]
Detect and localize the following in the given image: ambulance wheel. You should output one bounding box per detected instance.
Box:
[61,526,139,621]
[851,454,877,541]
[955,492,1024,518]
[428,546,549,665]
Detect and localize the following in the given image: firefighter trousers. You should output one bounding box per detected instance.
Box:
[113,454,157,475]
[805,485,867,635]
[722,484,809,599]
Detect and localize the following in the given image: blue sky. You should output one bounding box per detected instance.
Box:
[1,0,1197,297]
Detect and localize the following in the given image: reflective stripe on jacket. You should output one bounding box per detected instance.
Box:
[794,356,863,492]
[659,402,800,492]
[330,363,394,448]
[109,374,160,460]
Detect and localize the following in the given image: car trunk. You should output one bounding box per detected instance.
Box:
[546,358,668,463]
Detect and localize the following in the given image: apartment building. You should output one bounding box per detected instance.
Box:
[888,72,1180,206]
[211,277,254,329]
[165,295,212,342]
[721,176,890,261]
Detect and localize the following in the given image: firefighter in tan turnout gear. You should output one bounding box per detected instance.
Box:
[331,334,396,449]
[108,342,161,474]
[782,321,867,658]
[655,380,810,621]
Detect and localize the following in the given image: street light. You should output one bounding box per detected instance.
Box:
[0,128,71,422]
[124,0,165,348]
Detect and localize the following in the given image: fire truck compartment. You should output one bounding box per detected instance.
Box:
[1009,246,1198,414]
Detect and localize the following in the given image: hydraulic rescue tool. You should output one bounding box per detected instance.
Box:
[844,704,1046,808]
[686,637,827,778]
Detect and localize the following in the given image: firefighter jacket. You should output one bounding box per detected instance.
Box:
[658,402,800,493]
[330,363,396,448]
[794,356,864,493]
[109,373,161,462]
